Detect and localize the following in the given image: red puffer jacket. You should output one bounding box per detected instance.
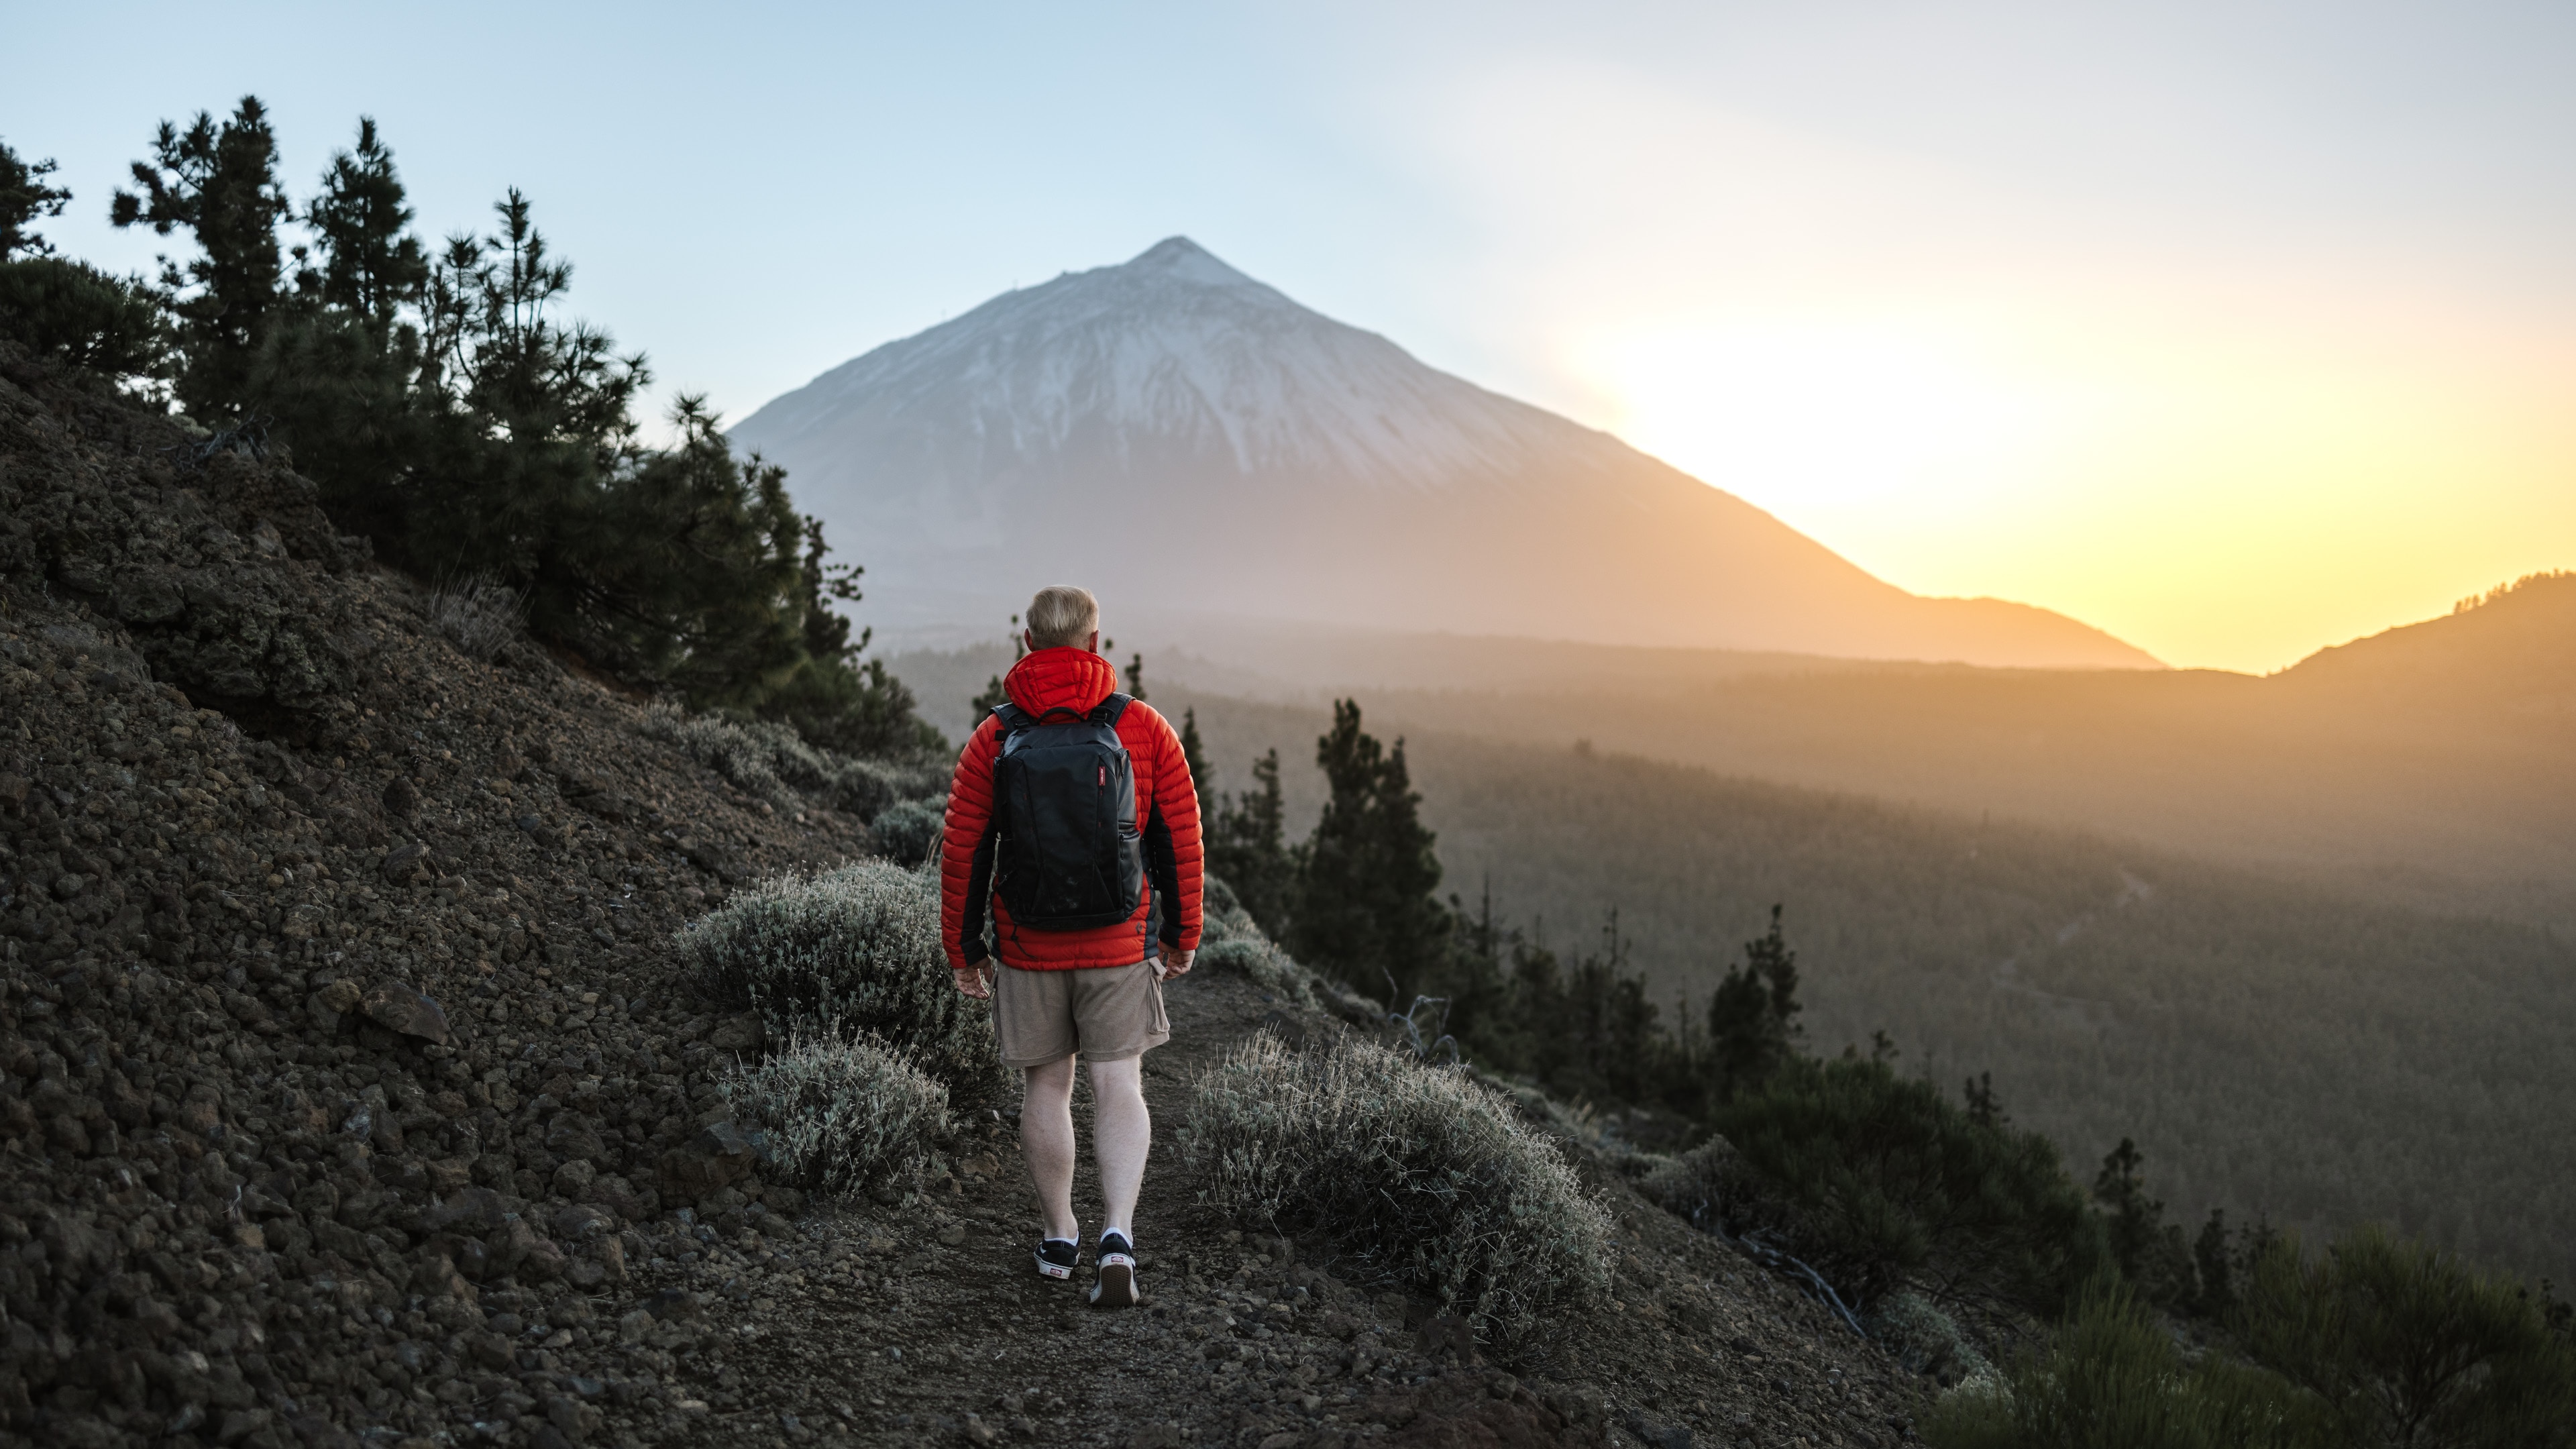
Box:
[940,647,1203,971]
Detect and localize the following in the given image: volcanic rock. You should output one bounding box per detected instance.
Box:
[360,979,451,1043]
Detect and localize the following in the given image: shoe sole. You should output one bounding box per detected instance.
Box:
[1089,1256,1138,1307]
[1034,1251,1075,1282]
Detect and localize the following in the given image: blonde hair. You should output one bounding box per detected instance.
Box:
[1024,586,1100,651]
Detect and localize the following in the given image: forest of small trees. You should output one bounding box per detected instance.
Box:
[0,105,932,758]
[1188,693,2575,1446]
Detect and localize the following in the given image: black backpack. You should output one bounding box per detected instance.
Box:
[989,694,1143,930]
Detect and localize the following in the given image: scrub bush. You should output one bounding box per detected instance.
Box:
[1193,936,1318,1007]
[643,704,940,820]
[676,861,1009,1106]
[0,258,166,376]
[869,797,943,865]
[1868,1291,1997,1388]
[2236,1226,2576,1448]
[1182,1031,1611,1344]
[1706,1055,2106,1313]
[1922,1280,2336,1449]
[723,1033,951,1199]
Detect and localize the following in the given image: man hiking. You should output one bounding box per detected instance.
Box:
[940,586,1203,1307]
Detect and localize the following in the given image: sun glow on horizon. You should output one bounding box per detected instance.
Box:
[1576,317,2079,534]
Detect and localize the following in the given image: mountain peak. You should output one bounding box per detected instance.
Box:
[1120,235,1258,290]
[732,243,2159,669]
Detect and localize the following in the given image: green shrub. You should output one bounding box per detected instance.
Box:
[643,704,940,820]
[869,798,943,866]
[1181,1031,1612,1344]
[722,1032,951,1199]
[1923,1279,2337,1449]
[0,258,166,376]
[1706,1056,2106,1313]
[674,861,1009,1107]
[2237,1225,2576,1448]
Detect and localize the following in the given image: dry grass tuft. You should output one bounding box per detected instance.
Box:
[675,861,1010,1106]
[426,576,526,662]
[722,1032,951,1199]
[1182,1030,1613,1344]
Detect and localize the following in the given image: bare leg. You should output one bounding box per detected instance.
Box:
[1021,1055,1078,1242]
[1089,1055,1151,1240]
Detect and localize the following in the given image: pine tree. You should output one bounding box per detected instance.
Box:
[400,189,646,606]
[1289,700,1448,1004]
[249,117,429,541]
[1207,747,1291,934]
[1444,880,1507,1048]
[1124,651,1147,700]
[969,614,1020,719]
[1558,910,1667,1104]
[304,117,427,333]
[85,105,932,759]
[2193,1207,2234,1318]
[0,138,71,258]
[2094,1137,2157,1275]
[1178,707,1212,792]
[112,96,293,415]
[1965,1071,2009,1128]
[1,139,162,376]
[2093,1136,2195,1305]
[1707,904,1804,1100]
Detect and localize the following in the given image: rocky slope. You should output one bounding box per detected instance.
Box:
[0,343,1930,1449]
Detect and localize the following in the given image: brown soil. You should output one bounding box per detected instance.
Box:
[0,344,1929,1449]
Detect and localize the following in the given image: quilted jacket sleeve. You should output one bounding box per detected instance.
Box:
[940,718,1003,971]
[1138,704,1204,954]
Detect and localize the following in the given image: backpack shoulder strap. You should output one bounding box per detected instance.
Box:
[1089,693,1133,727]
[990,702,1034,736]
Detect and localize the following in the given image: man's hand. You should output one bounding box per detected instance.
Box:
[1159,949,1195,981]
[952,963,994,1000]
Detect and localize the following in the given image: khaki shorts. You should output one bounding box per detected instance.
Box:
[992,961,1171,1069]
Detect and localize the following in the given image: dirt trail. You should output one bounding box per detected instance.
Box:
[625,974,1929,1449]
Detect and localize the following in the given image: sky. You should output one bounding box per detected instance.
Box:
[9,0,2573,672]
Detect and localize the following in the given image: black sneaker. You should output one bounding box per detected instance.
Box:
[1034,1238,1078,1282]
[1089,1232,1139,1307]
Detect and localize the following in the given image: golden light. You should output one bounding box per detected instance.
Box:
[1574,317,2077,539]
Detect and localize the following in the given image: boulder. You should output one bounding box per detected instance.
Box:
[705,1012,764,1055]
[380,842,429,883]
[657,1120,757,1197]
[543,1114,610,1167]
[417,1187,513,1236]
[358,981,449,1044]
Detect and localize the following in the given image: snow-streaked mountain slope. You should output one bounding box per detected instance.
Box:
[733,237,2159,668]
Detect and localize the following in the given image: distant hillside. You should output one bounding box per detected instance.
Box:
[890,575,2576,928]
[2271,569,2576,717]
[733,237,2156,669]
[1140,686,2576,1295]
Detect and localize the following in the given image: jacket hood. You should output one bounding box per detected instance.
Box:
[1002,647,1119,719]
